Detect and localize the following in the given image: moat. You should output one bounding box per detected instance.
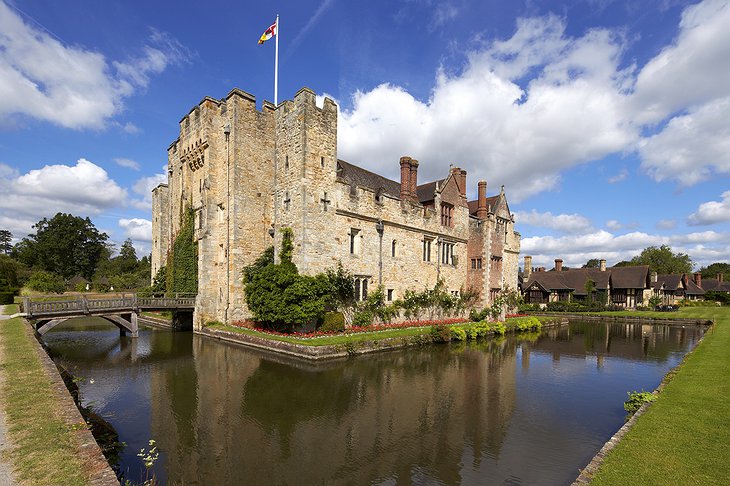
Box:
[43,319,704,485]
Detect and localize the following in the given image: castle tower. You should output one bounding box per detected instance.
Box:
[273,87,338,274]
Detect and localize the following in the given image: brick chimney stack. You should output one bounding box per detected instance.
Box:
[718,273,724,283]
[555,259,563,272]
[600,259,606,272]
[409,159,419,202]
[524,255,532,279]
[694,272,702,287]
[477,180,488,218]
[652,271,658,283]
[450,167,467,198]
[400,156,412,201]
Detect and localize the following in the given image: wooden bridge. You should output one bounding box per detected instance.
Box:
[22,294,196,338]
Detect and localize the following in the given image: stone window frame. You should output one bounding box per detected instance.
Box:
[354,276,370,301]
[349,228,361,255]
[441,242,455,266]
[391,239,397,257]
[440,202,453,227]
[387,289,394,301]
[422,237,433,262]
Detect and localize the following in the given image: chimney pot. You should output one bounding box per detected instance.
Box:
[409,159,419,202]
[555,259,563,272]
[524,255,532,278]
[652,271,658,283]
[694,272,702,287]
[718,273,724,283]
[400,156,412,201]
[600,259,606,272]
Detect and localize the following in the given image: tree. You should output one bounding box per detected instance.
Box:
[583,259,600,268]
[117,239,139,273]
[629,245,693,275]
[612,260,633,267]
[0,230,11,254]
[699,262,730,281]
[15,213,109,279]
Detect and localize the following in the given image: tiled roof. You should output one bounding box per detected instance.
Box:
[652,274,683,291]
[467,196,500,217]
[701,278,730,292]
[685,279,705,295]
[336,160,401,198]
[415,179,444,203]
[610,266,650,289]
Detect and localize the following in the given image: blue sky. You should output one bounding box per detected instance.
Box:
[1,0,729,269]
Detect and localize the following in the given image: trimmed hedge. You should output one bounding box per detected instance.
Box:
[319,312,345,333]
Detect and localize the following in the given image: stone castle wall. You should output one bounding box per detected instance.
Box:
[153,86,520,325]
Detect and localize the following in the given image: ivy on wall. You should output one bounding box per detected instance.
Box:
[166,207,198,294]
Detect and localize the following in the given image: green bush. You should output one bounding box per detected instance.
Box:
[26,271,65,294]
[450,327,467,341]
[624,390,657,415]
[352,310,374,327]
[518,303,541,312]
[0,291,14,305]
[513,316,542,332]
[320,312,345,333]
[469,308,490,322]
[491,322,506,336]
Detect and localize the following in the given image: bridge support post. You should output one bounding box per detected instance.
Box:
[113,313,139,338]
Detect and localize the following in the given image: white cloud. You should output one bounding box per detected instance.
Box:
[114,158,141,171]
[337,14,637,200]
[431,2,459,30]
[607,168,627,183]
[0,158,127,236]
[631,0,730,123]
[639,97,730,185]
[131,173,167,210]
[122,122,140,134]
[522,228,730,269]
[688,190,730,225]
[118,218,152,242]
[0,3,190,129]
[514,210,593,233]
[606,219,622,231]
[656,219,677,230]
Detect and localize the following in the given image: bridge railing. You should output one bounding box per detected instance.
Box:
[23,293,196,317]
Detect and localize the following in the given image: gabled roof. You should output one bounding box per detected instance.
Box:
[685,279,705,296]
[610,266,650,289]
[467,196,500,217]
[652,274,684,291]
[67,275,90,285]
[523,268,611,295]
[336,160,401,198]
[701,278,730,292]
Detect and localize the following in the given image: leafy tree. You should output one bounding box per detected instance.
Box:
[26,271,65,294]
[699,262,730,281]
[629,245,693,274]
[0,254,26,290]
[14,213,108,279]
[0,230,11,254]
[612,260,633,267]
[583,259,601,268]
[117,239,139,273]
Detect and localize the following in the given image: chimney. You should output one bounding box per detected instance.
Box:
[694,272,702,287]
[477,180,488,218]
[600,259,606,272]
[718,273,724,283]
[409,159,419,202]
[400,156,412,201]
[524,255,532,279]
[555,259,563,272]
[651,271,658,283]
[451,167,467,198]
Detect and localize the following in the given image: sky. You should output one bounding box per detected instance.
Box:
[1,0,729,270]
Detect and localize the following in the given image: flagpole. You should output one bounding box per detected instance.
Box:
[274,14,279,107]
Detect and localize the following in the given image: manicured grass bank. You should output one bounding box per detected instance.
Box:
[588,307,730,485]
[0,317,87,485]
[209,316,555,347]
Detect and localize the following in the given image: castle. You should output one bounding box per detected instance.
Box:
[151,87,520,329]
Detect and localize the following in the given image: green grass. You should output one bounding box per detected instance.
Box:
[1,304,18,315]
[141,311,173,321]
[210,316,553,347]
[589,307,730,485]
[0,317,88,485]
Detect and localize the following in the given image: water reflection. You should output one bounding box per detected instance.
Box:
[43,318,704,485]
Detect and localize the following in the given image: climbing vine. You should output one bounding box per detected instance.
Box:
[165,207,198,294]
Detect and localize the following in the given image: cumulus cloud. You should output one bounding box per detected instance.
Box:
[118,218,152,242]
[114,158,141,171]
[688,190,730,225]
[337,1,730,197]
[521,229,730,269]
[514,210,593,233]
[0,2,190,129]
[131,173,167,210]
[606,219,622,231]
[0,158,127,235]
[337,14,636,200]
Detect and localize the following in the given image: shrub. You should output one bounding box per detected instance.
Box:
[469,308,489,322]
[473,322,491,338]
[430,325,452,343]
[624,390,657,415]
[26,271,65,294]
[513,316,542,332]
[491,322,506,336]
[319,312,345,333]
[0,291,14,304]
[517,303,541,313]
[450,327,467,341]
[352,310,374,327]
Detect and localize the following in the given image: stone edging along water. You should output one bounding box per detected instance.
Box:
[24,320,119,486]
[197,317,568,361]
[571,317,714,485]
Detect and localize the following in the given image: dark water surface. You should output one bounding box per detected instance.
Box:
[43,319,704,485]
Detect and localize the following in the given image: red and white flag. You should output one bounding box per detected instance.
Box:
[258,21,277,44]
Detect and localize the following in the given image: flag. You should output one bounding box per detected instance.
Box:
[258,21,277,44]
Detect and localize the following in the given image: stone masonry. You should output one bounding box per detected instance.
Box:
[151,87,520,329]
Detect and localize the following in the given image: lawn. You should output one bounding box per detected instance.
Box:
[589,307,730,484]
[1,304,18,315]
[0,316,88,485]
